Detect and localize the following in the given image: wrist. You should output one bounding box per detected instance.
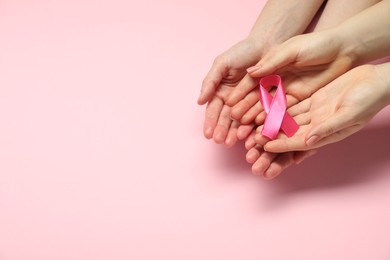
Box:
[374,63,390,106]
[330,26,361,67]
[244,34,267,57]
[246,29,287,57]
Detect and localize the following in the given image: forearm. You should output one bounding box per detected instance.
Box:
[248,0,325,52]
[315,0,380,31]
[335,0,390,65]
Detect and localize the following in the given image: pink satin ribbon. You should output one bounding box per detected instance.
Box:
[259,75,299,140]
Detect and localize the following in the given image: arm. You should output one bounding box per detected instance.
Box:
[336,0,390,66]
[247,0,325,51]
[227,0,390,121]
[197,0,325,105]
[246,0,390,80]
[197,0,325,147]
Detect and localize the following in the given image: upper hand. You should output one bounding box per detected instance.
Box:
[263,64,390,152]
[226,30,355,125]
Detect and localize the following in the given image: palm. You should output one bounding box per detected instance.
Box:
[201,38,263,146]
[206,74,251,146]
[264,65,389,152]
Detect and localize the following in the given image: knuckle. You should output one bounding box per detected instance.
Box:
[324,126,335,136]
[213,55,226,66]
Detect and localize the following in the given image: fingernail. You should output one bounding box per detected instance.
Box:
[306,135,319,147]
[205,127,213,138]
[264,169,275,180]
[225,137,234,148]
[247,65,260,73]
[246,150,256,163]
[245,139,255,150]
[241,114,249,123]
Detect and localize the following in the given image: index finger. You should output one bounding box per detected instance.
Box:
[226,73,258,106]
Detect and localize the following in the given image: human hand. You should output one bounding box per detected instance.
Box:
[246,137,318,179]
[263,64,390,152]
[226,29,355,125]
[197,0,329,145]
[197,37,263,146]
[244,111,318,179]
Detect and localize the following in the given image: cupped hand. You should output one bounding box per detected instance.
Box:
[244,113,318,179]
[263,64,390,152]
[197,37,263,146]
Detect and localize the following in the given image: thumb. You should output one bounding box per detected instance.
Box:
[246,45,298,78]
[305,113,350,147]
[198,58,227,105]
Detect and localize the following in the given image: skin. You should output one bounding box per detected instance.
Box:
[198,0,382,179]
[241,0,390,179]
[229,0,390,121]
[263,63,390,153]
[197,0,325,147]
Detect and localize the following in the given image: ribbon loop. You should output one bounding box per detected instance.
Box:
[259,75,299,140]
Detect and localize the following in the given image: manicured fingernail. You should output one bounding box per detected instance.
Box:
[306,135,319,147]
[247,65,260,73]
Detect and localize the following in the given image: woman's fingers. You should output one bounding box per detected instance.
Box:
[198,57,227,105]
[240,102,262,124]
[212,105,233,144]
[245,130,257,150]
[204,97,223,139]
[225,120,240,147]
[237,124,255,140]
[231,90,260,121]
[264,152,295,179]
[305,111,351,147]
[226,74,259,107]
[287,97,311,117]
[252,151,278,176]
[246,43,298,78]
[246,145,262,164]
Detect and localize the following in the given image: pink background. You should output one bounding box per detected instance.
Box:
[1,0,390,259]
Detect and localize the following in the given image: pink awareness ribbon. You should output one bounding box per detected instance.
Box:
[258,75,299,140]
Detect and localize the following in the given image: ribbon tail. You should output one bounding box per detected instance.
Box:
[280,113,299,137]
